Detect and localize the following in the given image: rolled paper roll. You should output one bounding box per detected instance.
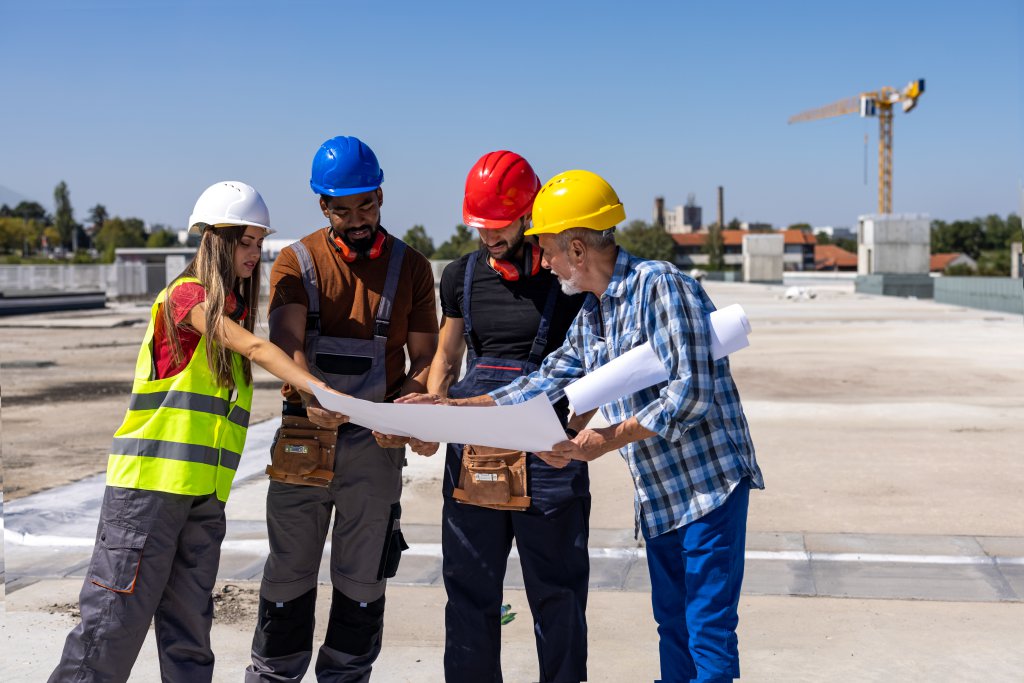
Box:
[709,304,751,360]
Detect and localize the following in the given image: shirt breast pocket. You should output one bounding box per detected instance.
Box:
[613,327,646,357]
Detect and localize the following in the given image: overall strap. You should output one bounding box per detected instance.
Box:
[527,280,560,367]
[461,252,482,357]
[373,239,407,339]
[289,241,321,337]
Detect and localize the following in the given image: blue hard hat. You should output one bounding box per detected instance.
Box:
[310,136,384,196]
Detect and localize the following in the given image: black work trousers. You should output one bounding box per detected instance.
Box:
[441,478,590,683]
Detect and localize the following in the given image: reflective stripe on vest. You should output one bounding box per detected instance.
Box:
[105,277,253,501]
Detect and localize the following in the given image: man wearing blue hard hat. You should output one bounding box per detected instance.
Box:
[246,136,438,681]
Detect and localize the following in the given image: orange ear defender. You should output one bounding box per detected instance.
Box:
[331,228,386,262]
[488,242,541,281]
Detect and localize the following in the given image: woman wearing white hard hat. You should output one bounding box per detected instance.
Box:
[49,181,344,683]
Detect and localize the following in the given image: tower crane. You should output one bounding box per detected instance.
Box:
[789,79,925,214]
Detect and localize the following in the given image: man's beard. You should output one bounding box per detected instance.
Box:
[483,230,525,262]
[339,225,378,253]
[558,266,584,295]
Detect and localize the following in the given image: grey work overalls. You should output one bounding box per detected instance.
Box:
[442,252,591,683]
[248,235,408,683]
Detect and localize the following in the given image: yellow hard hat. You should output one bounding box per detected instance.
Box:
[525,169,626,236]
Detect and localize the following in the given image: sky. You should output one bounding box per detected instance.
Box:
[1,0,1021,244]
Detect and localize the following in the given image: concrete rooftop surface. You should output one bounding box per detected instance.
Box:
[2,278,1023,681]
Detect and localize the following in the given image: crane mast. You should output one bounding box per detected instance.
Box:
[789,79,925,214]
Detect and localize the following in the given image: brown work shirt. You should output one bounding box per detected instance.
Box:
[269,227,438,399]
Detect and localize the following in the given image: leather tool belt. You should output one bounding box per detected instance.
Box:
[266,415,336,487]
[451,444,531,511]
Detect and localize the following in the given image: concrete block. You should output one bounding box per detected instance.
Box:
[976,536,1024,559]
[742,559,816,596]
[857,214,931,275]
[995,564,1024,601]
[622,561,652,592]
[809,561,1014,602]
[742,234,784,283]
[391,554,443,586]
[1010,242,1021,279]
[803,533,984,557]
[588,555,634,590]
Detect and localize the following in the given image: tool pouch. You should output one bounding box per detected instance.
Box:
[451,444,530,511]
[266,415,336,487]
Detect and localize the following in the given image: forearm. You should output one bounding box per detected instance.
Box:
[400,355,432,396]
[566,408,598,434]
[247,339,319,394]
[426,353,460,397]
[450,394,496,407]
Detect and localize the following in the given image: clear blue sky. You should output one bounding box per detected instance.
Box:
[2,0,1021,243]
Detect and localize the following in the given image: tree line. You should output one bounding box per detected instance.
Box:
[0,181,180,263]
[6,181,1020,275]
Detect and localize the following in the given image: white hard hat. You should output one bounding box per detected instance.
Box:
[188,181,274,235]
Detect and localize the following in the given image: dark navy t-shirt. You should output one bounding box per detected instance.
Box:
[439,250,585,361]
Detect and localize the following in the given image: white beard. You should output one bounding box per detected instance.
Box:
[558,268,584,295]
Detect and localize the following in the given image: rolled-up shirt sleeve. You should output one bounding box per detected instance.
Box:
[489,325,587,406]
[633,274,716,442]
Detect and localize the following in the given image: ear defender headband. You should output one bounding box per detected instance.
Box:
[489,242,541,281]
[330,228,386,263]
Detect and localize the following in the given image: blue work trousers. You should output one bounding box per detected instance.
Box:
[642,479,750,683]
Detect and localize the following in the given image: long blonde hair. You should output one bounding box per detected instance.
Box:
[162,225,261,388]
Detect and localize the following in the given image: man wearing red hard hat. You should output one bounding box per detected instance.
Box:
[377,151,592,682]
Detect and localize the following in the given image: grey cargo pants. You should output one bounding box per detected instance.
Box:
[247,426,406,682]
[49,485,226,683]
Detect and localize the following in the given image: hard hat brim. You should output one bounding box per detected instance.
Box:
[188,221,275,236]
[462,202,522,230]
[311,182,382,197]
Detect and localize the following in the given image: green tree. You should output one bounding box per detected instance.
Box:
[402,225,435,257]
[433,224,478,259]
[54,181,78,250]
[725,218,742,230]
[88,204,109,231]
[834,237,857,253]
[146,228,178,248]
[815,231,833,245]
[0,217,32,252]
[93,216,147,260]
[787,222,813,232]
[703,223,725,270]
[616,219,675,261]
[13,200,48,223]
[931,219,984,259]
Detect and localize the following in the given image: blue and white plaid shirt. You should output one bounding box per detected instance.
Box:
[489,248,763,537]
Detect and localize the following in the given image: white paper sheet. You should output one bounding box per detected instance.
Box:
[309,385,570,453]
[563,342,670,415]
[709,304,751,360]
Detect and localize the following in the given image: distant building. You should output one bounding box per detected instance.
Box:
[658,194,702,234]
[815,225,856,242]
[814,244,858,271]
[670,229,815,271]
[930,253,977,273]
[740,222,773,232]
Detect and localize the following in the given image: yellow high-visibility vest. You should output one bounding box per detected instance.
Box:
[106,277,253,502]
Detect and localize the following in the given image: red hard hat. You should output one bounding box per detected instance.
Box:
[462,151,541,229]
